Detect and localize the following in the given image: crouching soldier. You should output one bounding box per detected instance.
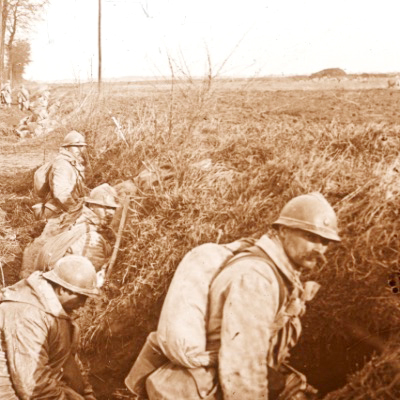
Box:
[126,193,341,400]
[33,131,88,220]
[0,255,99,399]
[21,183,119,279]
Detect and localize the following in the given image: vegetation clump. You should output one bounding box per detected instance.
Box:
[310,68,347,78]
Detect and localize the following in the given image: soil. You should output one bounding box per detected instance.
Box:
[0,107,59,283]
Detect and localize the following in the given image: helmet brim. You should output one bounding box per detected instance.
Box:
[61,143,87,147]
[43,270,100,297]
[272,218,341,242]
[84,197,119,208]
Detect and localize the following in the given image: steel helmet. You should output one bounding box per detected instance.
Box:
[43,255,99,297]
[85,183,119,208]
[272,192,341,242]
[61,131,87,147]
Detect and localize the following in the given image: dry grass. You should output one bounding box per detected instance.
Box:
[2,77,400,398]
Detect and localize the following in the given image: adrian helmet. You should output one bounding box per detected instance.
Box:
[61,131,87,147]
[43,255,99,297]
[84,183,119,208]
[272,192,340,242]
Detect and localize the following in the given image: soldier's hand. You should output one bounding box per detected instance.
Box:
[96,269,105,288]
[292,388,319,400]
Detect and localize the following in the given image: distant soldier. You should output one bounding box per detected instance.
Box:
[32,131,88,220]
[0,80,12,108]
[22,183,119,278]
[0,255,98,399]
[17,84,30,111]
[34,87,50,109]
[16,108,51,138]
[37,91,49,109]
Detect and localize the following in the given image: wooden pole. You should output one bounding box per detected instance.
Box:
[0,0,3,82]
[105,196,130,279]
[98,0,102,91]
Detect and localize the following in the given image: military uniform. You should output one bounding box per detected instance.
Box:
[132,235,320,400]
[21,206,112,278]
[0,272,91,399]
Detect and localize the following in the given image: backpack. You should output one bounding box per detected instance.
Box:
[126,238,286,398]
[33,161,52,199]
[156,239,257,369]
[21,223,88,278]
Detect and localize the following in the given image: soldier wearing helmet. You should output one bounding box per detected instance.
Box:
[133,192,340,400]
[84,183,119,227]
[33,130,88,220]
[0,255,98,399]
[17,84,30,111]
[0,80,12,108]
[272,192,340,271]
[22,183,120,279]
[59,183,120,271]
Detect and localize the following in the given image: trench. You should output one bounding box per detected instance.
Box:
[0,106,385,399]
[292,332,378,397]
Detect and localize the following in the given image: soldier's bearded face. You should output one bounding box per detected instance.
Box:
[56,288,88,313]
[280,227,330,270]
[92,205,115,226]
[69,146,87,164]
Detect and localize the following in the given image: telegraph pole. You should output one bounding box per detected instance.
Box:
[0,0,3,82]
[98,0,102,91]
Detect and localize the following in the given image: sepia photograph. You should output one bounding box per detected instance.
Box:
[1,0,400,398]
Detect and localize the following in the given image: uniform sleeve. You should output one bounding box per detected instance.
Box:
[218,270,279,400]
[49,160,78,211]
[3,305,83,400]
[63,354,95,398]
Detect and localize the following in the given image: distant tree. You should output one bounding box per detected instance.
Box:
[8,38,29,81]
[0,0,48,82]
[310,68,347,79]
[0,0,7,81]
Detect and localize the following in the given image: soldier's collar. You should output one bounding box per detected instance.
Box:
[256,234,301,285]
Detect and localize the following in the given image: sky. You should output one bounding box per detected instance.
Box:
[22,0,400,82]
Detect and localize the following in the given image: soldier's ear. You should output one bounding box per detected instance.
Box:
[53,285,64,296]
[277,225,288,239]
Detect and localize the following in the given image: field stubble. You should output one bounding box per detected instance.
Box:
[2,79,400,399]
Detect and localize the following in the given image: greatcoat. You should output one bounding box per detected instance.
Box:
[0,272,90,399]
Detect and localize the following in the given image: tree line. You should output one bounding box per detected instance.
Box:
[0,0,48,83]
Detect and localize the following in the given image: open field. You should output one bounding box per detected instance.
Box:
[2,75,400,399]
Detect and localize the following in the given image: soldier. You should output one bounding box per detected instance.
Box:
[0,255,98,399]
[17,84,30,111]
[22,183,119,279]
[0,80,12,108]
[32,131,88,220]
[127,192,341,400]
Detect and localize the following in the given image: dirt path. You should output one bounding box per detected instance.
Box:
[0,149,56,175]
[0,107,60,175]
[0,107,61,287]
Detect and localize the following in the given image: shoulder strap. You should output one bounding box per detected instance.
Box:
[224,247,287,310]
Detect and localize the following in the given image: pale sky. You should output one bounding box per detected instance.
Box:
[23,0,400,82]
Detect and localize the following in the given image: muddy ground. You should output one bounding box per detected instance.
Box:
[0,107,60,284]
